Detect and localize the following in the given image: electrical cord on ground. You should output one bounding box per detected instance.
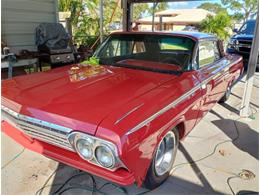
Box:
[35,102,257,195]
[98,182,128,195]
[53,172,96,194]
[171,102,258,194]
[227,176,240,195]
[171,117,240,173]
[36,168,59,195]
[1,148,25,169]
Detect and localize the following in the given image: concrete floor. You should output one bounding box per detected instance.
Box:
[2,73,259,195]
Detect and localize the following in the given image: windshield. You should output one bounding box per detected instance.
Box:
[94,34,196,74]
[239,20,256,35]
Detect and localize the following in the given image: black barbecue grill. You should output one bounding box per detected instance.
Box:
[36,23,75,69]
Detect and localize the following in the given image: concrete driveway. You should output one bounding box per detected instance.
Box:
[2,73,259,195]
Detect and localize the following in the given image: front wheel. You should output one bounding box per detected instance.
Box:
[143,129,179,190]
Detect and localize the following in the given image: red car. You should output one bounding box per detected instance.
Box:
[2,31,243,189]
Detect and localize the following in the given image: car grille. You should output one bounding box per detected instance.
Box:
[238,40,252,45]
[1,105,74,151]
[237,40,252,53]
[238,47,251,53]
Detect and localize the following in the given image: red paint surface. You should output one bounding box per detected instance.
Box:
[1,32,244,186]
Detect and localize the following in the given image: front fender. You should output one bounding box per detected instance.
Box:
[121,111,186,186]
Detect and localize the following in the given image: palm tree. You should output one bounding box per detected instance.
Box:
[199,12,232,40]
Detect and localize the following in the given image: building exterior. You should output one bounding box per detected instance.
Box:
[2,0,58,54]
[136,9,214,31]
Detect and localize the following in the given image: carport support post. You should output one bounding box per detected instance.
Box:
[122,0,132,31]
[159,15,164,31]
[99,0,104,43]
[240,14,259,117]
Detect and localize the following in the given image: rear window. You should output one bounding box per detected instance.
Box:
[160,37,195,50]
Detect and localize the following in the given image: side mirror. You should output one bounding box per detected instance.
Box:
[233,28,238,33]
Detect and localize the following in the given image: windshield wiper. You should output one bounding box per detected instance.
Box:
[103,62,183,76]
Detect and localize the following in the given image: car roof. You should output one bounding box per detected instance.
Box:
[111,31,216,41]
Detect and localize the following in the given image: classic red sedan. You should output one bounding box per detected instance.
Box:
[2,31,243,189]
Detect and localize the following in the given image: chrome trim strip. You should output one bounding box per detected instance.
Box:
[115,103,144,125]
[126,58,242,135]
[1,105,74,151]
[1,105,72,133]
[126,83,201,135]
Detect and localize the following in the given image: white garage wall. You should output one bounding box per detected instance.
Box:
[1,0,58,53]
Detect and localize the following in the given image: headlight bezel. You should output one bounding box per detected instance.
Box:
[68,131,126,171]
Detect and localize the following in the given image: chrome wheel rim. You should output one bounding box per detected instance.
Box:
[155,131,176,176]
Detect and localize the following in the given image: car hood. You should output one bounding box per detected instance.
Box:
[2,64,176,135]
[232,34,254,41]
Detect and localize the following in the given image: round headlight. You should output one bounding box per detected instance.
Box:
[95,145,115,168]
[76,138,93,160]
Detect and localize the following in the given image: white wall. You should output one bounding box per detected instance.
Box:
[2,0,58,53]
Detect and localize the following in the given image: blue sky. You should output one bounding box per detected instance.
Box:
[168,0,223,9]
[167,0,238,14]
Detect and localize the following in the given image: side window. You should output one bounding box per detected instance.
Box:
[198,41,220,68]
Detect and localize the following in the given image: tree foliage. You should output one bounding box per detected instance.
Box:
[59,0,123,45]
[153,2,169,13]
[198,2,227,14]
[199,12,232,40]
[133,2,169,21]
[133,3,150,20]
[221,0,258,22]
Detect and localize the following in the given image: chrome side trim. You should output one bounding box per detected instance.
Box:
[126,58,242,135]
[115,103,144,125]
[126,83,201,135]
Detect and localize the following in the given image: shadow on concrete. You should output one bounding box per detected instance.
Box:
[230,92,259,108]
[168,143,225,195]
[220,102,240,115]
[237,190,259,195]
[45,159,225,195]
[210,110,259,160]
[238,79,259,89]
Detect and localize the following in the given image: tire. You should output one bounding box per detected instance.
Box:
[143,129,179,190]
[219,86,231,103]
